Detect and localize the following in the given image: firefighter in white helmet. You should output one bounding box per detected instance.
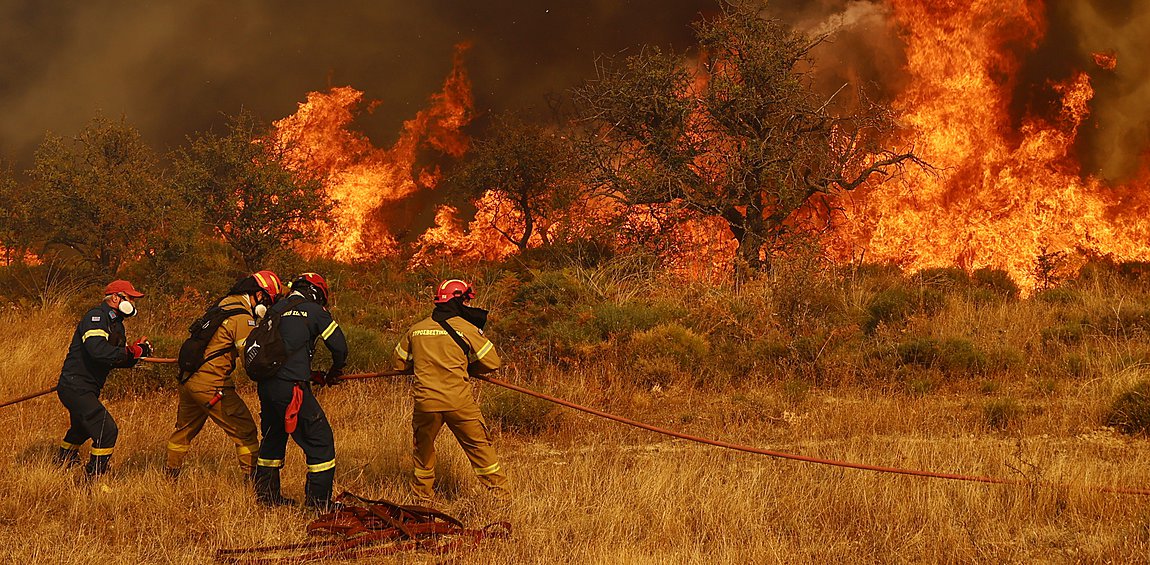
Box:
[392,279,509,504]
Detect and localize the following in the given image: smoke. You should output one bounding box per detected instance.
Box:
[0,0,713,169]
[1059,0,1150,181]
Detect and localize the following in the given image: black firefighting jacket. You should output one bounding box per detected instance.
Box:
[270,293,348,382]
[57,304,139,393]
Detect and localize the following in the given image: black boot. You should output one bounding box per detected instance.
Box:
[52,447,80,468]
[253,466,297,507]
[84,453,111,479]
[303,469,337,512]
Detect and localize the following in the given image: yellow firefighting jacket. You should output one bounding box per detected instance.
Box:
[188,294,257,389]
[393,316,501,412]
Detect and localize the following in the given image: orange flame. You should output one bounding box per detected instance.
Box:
[273,44,474,261]
[825,1,1150,290]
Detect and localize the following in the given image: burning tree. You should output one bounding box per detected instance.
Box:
[172,110,332,271]
[573,0,920,276]
[447,113,583,252]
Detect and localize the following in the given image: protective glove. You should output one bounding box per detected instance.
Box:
[310,370,327,387]
[127,336,152,359]
[324,367,344,386]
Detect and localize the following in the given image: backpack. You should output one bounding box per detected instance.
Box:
[242,296,304,381]
[177,304,249,383]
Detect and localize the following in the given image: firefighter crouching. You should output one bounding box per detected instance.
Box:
[253,273,348,511]
[54,280,152,479]
[392,279,510,504]
[164,271,283,479]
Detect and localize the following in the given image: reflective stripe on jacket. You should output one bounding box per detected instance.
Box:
[393,316,501,412]
[58,304,136,392]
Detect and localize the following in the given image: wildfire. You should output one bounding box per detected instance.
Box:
[826,0,1150,290]
[271,4,1147,290]
[273,44,474,261]
[1092,51,1117,71]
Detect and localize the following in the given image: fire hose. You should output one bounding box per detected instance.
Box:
[0,357,176,409]
[7,358,1149,496]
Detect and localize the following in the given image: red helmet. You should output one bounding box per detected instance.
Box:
[291,272,330,305]
[252,270,283,300]
[434,279,475,303]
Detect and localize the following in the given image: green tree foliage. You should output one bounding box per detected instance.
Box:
[448,113,584,251]
[171,110,332,271]
[572,0,921,276]
[0,162,32,264]
[29,116,180,275]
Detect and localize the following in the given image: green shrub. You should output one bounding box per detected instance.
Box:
[914,267,970,291]
[628,323,711,387]
[513,269,582,307]
[897,337,990,375]
[1041,322,1087,346]
[1106,380,1150,435]
[897,337,940,367]
[862,285,945,334]
[971,268,1021,301]
[482,387,559,435]
[591,300,687,338]
[983,397,1021,431]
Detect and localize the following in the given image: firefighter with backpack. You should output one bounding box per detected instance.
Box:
[392,279,510,504]
[248,272,348,511]
[164,271,283,479]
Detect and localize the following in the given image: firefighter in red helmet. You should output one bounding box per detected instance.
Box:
[392,279,509,504]
[164,271,283,480]
[253,272,348,511]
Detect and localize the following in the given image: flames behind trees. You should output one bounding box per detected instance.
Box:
[267,1,1150,289]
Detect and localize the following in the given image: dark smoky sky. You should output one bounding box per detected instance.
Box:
[1,0,1145,179]
[0,0,716,169]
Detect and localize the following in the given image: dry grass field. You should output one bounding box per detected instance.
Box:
[3,278,1150,564]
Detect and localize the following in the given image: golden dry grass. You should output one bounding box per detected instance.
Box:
[2,306,1150,564]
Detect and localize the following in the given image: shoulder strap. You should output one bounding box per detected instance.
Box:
[436,318,471,358]
[179,308,252,383]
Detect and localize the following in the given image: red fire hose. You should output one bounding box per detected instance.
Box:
[0,357,177,409]
[333,370,1150,496]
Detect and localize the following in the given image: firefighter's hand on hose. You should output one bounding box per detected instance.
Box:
[310,370,327,387]
[127,336,153,359]
[324,368,343,386]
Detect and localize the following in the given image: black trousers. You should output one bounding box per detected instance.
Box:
[255,379,336,504]
[57,385,118,450]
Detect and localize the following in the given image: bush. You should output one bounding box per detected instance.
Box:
[863,285,945,334]
[341,325,393,373]
[971,268,1020,301]
[1041,321,1087,346]
[628,323,711,387]
[983,397,1021,431]
[591,300,687,339]
[914,267,970,291]
[1106,380,1150,435]
[482,387,559,435]
[896,337,990,375]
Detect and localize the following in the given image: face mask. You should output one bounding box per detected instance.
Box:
[254,304,267,318]
[118,299,136,317]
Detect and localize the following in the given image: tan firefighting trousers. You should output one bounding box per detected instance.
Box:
[411,402,509,501]
[165,382,260,474]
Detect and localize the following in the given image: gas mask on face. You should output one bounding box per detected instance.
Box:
[254,303,268,318]
[117,295,137,317]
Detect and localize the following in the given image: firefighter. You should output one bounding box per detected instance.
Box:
[253,272,348,511]
[164,271,283,480]
[53,280,152,480]
[392,279,510,504]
